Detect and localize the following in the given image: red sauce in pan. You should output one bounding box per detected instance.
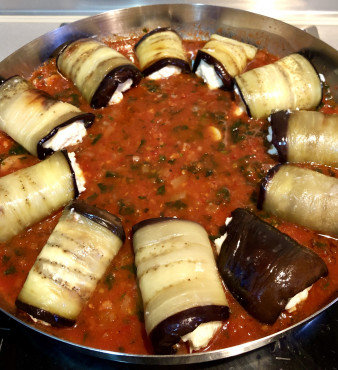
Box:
[0,37,337,355]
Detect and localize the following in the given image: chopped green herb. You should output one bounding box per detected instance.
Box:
[215,186,230,204]
[165,200,187,209]
[205,169,214,177]
[157,185,165,195]
[159,155,166,162]
[142,27,148,33]
[118,346,125,353]
[97,183,112,193]
[144,80,160,93]
[121,263,136,275]
[87,192,98,201]
[9,143,27,155]
[230,120,249,143]
[91,133,102,145]
[173,125,189,132]
[138,195,147,199]
[168,159,176,164]
[105,171,120,178]
[96,113,103,119]
[143,208,149,213]
[128,96,137,102]
[70,93,80,107]
[137,139,146,151]
[118,199,135,215]
[2,255,10,264]
[4,266,16,275]
[104,273,115,290]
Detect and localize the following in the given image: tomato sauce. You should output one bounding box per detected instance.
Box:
[0,37,337,355]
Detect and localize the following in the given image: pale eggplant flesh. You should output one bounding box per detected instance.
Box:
[234,54,322,119]
[0,76,94,159]
[258,164,338,236]
[269,110,338,166]
[192,34,257,90]
[16,200,125,326]
[217,208,328,324]
[132,217,229,354]
[0,151,82,242]
[134,28,190,77]
[56,38,142,108]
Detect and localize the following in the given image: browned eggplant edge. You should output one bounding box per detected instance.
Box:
[68,200,126,242]
[15,300,76,327]
[192,50,233,90]
[149,305,229,354]
[90,65,142,108]
[37,112,95,159]
[268,110,290,163]
[134,27,181,50]
[257,163,282,210]
[61,149,80,198]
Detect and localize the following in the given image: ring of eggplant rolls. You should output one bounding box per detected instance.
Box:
[56,38,142,108]
[0,151,84,242]
[234,53,322,118]
[16,200,125,327]
[258,164,338,236]
[134,27,190,78]
[0,76,95,159]
[132,217,229,354]
[217,208,328,324]
[193,34,257,90]
[268,110,338,166]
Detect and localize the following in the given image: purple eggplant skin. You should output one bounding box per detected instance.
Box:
[68,200,125,242]
[192,50,233,90]
[217,208,328,324]
[257,164,282,210]
[149,305,229,355]
[15,300,75,327]
[269,110,290,163]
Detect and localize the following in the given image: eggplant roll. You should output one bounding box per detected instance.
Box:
[132,217,229,354]
[234,54,322,118]
[134,27,190,79]
[0,76,94,159]
[258,164,338,236]
[217,208,328,324]
[192,34,257,90]
[56,38,142,108]
[268,110,338,166]
[16,200,125,326]
[0,151,85,242]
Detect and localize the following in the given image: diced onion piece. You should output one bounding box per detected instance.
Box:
[235,54,322,118]
[0,151,79,242]
[0,76,94,159]
[16,201,125,326]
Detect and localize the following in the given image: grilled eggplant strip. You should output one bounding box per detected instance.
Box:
[0,76,94,160]
[16,201,125,326]
[217,208,328,324]
[258,164,338,236]
[56,38,142,108]
[134,28,190,78]
[193,34,257,90]
[0,151,83,242]
[269,110,338,166]
[234,54,322,118]
[132,217,229,354]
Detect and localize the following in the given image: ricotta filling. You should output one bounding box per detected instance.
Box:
[108,79,133,105]
[43,121,87,151]
[266,126,278,155]
[68,152,86,193]
[181,321,222,352]
[214,217,232,255]
[148,65,181,80]
[195,60,223,90]
[285,286,312,313]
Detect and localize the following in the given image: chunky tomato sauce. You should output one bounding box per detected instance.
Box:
[0,36,337,355]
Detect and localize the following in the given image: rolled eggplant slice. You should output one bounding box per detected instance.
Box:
[0,76,94,160]
[268,110,338,166]
[234,53,322,118]
[134,27,190,79]
[16,200,125,326]
[0,151,85,242]
[192,34,257,90]
[56,38,142,108]
[217,208,328,324]
[132,217,229,354]
[258,164,338,236]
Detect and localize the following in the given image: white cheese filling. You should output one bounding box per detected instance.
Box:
[181,321,222,352]
[195,60,223,90]
[43,121,87,151]
[68,152,86,193]
[285,286,312,313]
[214,217,232,255]
[148,65,181,80]
[108,79,133,105]
[266,126,278,155]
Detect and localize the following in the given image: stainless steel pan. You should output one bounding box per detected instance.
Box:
[0,4,337,365]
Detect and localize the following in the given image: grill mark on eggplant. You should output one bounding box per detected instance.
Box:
[69,44,104,77]
[134,27,180,50]
[45,241,87,263]
[275,63,294,108]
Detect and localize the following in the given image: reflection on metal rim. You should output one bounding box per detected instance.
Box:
[0,4,337,365]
